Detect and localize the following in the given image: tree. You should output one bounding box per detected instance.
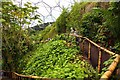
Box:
[1,2,40,71]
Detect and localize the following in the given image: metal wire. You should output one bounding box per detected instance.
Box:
[13,0,75,27]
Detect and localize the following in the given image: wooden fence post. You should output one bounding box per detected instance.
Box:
[12,72,14,79]
[98,48,102,73]
[82,39,85,54]
[88,42,91,60]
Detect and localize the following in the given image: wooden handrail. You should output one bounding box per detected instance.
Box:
[100,54,120,80]
[70,34,120,79]
[12,72,43,79]
[70,34,115,56]
[0,70,47,79]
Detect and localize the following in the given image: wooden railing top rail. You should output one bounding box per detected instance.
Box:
[70,34,116,56]
[12,72,43,79]
[70,34,120,80]
[1,70,48,79]
[100,54,120,80]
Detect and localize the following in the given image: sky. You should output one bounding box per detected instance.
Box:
[13,0,77,26]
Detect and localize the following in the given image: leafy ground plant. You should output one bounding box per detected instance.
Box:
[21,34,96,79]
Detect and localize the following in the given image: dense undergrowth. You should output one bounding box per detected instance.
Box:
[19,34,96,79]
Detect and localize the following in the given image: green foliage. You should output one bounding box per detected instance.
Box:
[56,8,69,34]
[113,42,120,54]
[42,25,57,40]
[20,34,96,79]
[1,2,40,29]
[95,2,120,49]
[80,8,107,43]
[30,24,57,43]
[52,34,78,48]
[66,2,88,32]
[64,1,120,50]
[2,1,120,79]
[110,2,120,38]
[2,2,40,71]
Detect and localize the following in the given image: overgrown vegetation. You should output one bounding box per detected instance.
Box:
[55,8,69,34]
[30,24,57,43]
[20,34,96,79]
[1,1,120,79]
[1,2,40,71]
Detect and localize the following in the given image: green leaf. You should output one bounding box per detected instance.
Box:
[0,19,5,22]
